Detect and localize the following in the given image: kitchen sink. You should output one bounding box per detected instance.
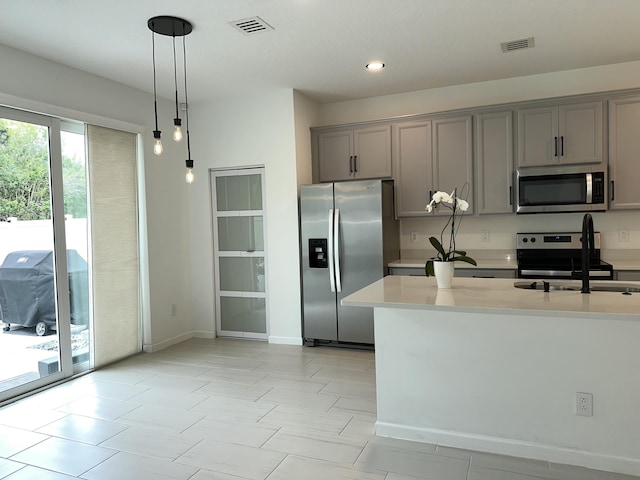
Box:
[514,281,640,294]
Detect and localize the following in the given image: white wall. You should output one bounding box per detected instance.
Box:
[318,60,640,126]
[400,210,640,260]
[293,91,320,190]
[188,90,305,344]
[0,43,193,353]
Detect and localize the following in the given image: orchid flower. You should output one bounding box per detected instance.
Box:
[423,186,477,276]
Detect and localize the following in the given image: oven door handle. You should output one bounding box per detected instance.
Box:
[520,269,573,277]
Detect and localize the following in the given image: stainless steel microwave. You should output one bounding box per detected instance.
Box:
[516,166,607,214]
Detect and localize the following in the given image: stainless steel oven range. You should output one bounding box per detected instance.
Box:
[516,232,613,280]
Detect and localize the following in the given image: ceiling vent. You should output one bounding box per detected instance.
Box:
[501,37,535,53]
[230,16,274,35]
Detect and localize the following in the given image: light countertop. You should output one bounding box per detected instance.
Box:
[342,276,640,319]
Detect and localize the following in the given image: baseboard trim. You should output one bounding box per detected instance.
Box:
[375,421,640,477]
[191,331,216,339]
[268,335,303,346]
[143,332,193,352]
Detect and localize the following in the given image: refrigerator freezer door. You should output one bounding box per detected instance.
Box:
[334,180,385,344]
[300,183,338,341]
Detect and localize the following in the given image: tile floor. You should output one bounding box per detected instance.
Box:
[0,338,638,480]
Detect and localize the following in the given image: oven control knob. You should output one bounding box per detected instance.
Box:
[530,237,536,243]
[523,238,528,243]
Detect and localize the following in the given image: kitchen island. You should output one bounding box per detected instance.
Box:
[343,276,640,476]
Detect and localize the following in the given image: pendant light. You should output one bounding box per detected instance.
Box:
[182,23,195,184]
[148,16,194,183]
[150,24,162,155]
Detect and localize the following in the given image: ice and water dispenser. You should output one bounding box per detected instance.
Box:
[308,239,328,268]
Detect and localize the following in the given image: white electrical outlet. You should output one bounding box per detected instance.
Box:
[576,392,593,417]
[481,230,490,242]
[410,231,418,243]
[171,304,177,317]
[619,229,629,242]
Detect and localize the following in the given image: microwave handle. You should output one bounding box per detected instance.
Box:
[586,173,592,204]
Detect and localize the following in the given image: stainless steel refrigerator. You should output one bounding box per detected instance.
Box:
[300,179,399,345]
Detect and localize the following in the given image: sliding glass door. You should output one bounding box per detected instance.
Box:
[0,107,89,401]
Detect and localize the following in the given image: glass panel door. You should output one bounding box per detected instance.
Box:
[211,168,268,339]
[60,123,91,374]
[0,107,77,401]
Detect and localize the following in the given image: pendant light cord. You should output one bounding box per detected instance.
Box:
[151,24,159,132]
[182,27,191,160]
[172,35,180,120]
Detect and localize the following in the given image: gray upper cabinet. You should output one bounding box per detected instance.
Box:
[317,125,391,182]
[475,111,514,214]
[392,120,433,217]
[432,116,473,215]
[517,101,603,167]
[609,96,640,210]
[393,115,472,217]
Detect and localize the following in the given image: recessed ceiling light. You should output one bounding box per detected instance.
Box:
[366,62,385,71]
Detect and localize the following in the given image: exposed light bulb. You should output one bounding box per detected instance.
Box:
[173,118,183,142]
[185,168,195,184]
[153,130,163,156]
[174,125,183,142]
[154,139,163,155]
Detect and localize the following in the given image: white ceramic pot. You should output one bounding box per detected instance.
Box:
[433,261,454,289]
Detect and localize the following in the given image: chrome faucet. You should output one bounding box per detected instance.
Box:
[581,213,595,294]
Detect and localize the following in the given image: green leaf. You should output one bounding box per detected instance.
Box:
[428,236,446,258]
[425,259,435,276]
[450,255,477,266]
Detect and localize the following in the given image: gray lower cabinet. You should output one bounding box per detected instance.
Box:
[316,125,391,182]
[609,96,640,210]
[393,115,473,217]
[388,266,426,276]
[475,111,514,214]
[517,101,603,168]
[388,266,516,278]
[615,271,640,281]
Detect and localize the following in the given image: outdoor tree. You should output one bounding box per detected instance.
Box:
[0,120,86,221]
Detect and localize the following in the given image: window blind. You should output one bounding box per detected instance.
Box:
[86,125,140,366]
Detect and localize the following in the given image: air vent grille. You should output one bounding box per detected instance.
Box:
[501,37,535,53]
[230,16,274,35]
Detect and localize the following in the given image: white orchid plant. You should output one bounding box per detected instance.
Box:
[424,188,477,276]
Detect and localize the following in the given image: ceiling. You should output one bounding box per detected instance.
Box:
[1,0,640,104]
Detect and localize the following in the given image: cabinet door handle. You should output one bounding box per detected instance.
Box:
[554,137,558,157]
[561,136,564,156]
[349,156,353,174]
[353,155,358,173]
[509,186,513,206]
[611,180,615,201]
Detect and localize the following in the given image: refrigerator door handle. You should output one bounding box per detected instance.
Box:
[328,209,336,293]
[334,208,342,292]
